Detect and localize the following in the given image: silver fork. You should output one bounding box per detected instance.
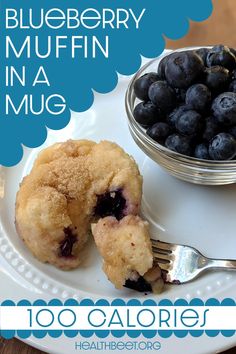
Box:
[151,239,236,284]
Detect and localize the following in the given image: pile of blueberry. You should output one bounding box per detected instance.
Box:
[133,45,236,160]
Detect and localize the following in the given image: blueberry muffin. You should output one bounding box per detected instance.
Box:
[92,215,164,293]
[15,140,142,270]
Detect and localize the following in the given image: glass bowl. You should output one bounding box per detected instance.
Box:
[125,47,236,185]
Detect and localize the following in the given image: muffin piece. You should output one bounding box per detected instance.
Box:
[15,140,142,270]
[92,215,164,293]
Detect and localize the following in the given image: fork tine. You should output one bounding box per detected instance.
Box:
[153,252,172,263]
[152,246,170,255]
[151,239,175,252]
[155,262,171,272]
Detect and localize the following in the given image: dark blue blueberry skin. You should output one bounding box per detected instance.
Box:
[158,53,173,80]
[165,51,204,89]
[134,72,160,101]
[209,133,236,160]
[185,84,211,112]
[124,277,152,292]
[165,133,192,156]
[195,48,210,65]
[202,116,219,141]
[148,81,176,113]
[230,48,236,58]
[175,110,203,136]
[94,190,126,220]
[59,228,77,258]
[146,122,172,144]
[175,88,186,102]
[212,45,226,52]
[212,92,236,126]
[133,101,160,127]
[167,105,191,128]
[194,143,210,160]
[206,45,236,70]
[232,69,236,81]
[229,80,236,93]
[205,66,229,93]
[228,126,236,139]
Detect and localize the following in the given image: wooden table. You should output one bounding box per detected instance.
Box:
[1,0,236,353]
[165,0,236,50]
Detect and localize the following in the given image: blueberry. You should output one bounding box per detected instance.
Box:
[205,66,229,93]
[202,116,219,141]
[212,44,226,52]
[148,81,176,113]
[94,190,126,220]
[165,51,204,89]
[175,88,186,102]
[167,105,191,128]
[209,133,236,160]
[158,53,172,80]
[229,80,236,93]
[59,228,77,258]
[165,133,192,156]
[175,110,203,136]
[232,69,236,80]
[134,72,159,101]
[124,277,152,292]
[228,126,236,139]
[146,122,171,144]
[212,92,236,126]
[206,45,236,70]
[195,48,209,65]
[186,84,211,112]
[194,143,210,159]
[230,48,236,58]
[133,101,160,127]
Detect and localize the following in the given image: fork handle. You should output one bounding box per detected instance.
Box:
[206,258,236,270]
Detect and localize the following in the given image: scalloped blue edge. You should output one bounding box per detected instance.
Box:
[0,298,235,339]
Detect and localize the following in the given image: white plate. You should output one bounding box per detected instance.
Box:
[1,73,236,354]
